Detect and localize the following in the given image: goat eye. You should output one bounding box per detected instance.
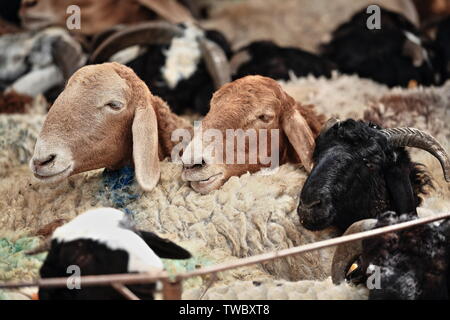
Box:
[363,158,375,170]
[257,114,273,123]
[24,0,38,8]
[105,101,124,111]
[345,258,365,284]
[346,261,359,277]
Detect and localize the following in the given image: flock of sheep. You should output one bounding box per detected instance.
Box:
[1,0,450,300]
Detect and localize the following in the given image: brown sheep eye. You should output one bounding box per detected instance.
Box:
[105,101,124,111]
[257,114,272,123]
[24,0,38,8]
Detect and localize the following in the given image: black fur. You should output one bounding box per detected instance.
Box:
[356,212,450,300]
[233,41,334,81]
[126,27,231,115]
[435,16,450,82]
[0,0,21,25]
[39,239,156,300]
[298,119,432,231]
[39,227,191,300]
[138,231,191,259]
[321,7,441,87]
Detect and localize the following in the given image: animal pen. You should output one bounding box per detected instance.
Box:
[2,212,449,300]
[1,0,450,303]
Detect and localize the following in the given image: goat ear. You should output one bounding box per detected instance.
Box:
[132,103,161,191]
[138,231,192,260]
[281,105,316,172]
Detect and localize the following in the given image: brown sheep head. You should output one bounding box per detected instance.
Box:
[181,75,324,194]
[30,62,162,191]
[19,0,193,35]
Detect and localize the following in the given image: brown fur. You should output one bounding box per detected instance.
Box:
[0,91,33,114]
[363,91,447,139]
[108,63,192,159]
[36,219,67,238]
[0,17,20,36]
[19,0,193,35]
[413,0,450,22]
[30,62,191,191]
[182,75,325,194]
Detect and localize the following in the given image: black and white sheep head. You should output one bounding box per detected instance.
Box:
[90,21,230,90]
[298,119,449,231]
[89,21,231,115]
[331,212,450,300]
[38,207,191,300]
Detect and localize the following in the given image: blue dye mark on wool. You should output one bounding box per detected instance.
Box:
[96,166,140,214]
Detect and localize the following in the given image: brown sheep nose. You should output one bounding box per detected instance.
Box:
[183,159,207,170]
[33,154,57,168]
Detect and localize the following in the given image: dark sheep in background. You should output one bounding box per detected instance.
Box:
[298,119,450,231]
[332,212,450,300]
[231,40,335,81]
[321,7,442,87]
[0,0,21,26]
[0,28,86,102]
[435,16,450,81]
[90,22,231,115]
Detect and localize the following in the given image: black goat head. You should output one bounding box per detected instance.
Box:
[298,119,449,231]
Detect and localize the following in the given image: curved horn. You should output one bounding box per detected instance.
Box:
[89,21,184,64]
[319,117,340,136]
[199,38,231,89]
[90,25,127,53]
[331,219,377,285]
[380,127,450,183]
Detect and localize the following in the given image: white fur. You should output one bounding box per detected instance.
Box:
[9,66,64,98]
[183,277,369,300]
[161,24,204,89]
[0,28,85,97]
[52,208,164,272]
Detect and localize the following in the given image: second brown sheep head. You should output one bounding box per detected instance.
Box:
[30,62,163,191]
[181,75,324,194]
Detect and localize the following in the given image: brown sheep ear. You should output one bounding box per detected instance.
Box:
[132,104,161,191]
[281,106,315,173]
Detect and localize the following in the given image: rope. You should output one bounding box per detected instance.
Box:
[1,212,449,290]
